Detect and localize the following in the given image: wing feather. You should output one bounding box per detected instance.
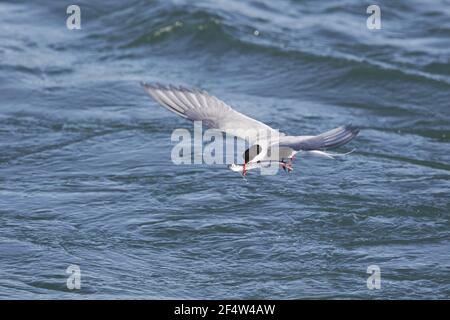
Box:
[142,83,280,143]
[279,124,360,151]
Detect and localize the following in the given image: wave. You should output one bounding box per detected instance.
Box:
[65,0,450,90]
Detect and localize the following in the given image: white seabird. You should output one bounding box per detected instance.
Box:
[142,83,360,176]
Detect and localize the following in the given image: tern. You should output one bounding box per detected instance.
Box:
[142,83,359,176]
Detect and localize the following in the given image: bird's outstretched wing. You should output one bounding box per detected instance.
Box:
[142,83,281,144]
[279,124,360,151]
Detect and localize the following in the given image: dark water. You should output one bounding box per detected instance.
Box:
[1,0,449,299]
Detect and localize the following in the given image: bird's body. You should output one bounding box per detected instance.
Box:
[142,83,360,175]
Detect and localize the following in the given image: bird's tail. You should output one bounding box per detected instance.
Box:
[298,124,360,151]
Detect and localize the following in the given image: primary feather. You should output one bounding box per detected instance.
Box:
[142,83,281,144]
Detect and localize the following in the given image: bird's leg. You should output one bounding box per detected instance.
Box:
[280,160,293,173]
[286,162,293,173]
[280,159,293,173]
[242,162,247,176]
[286,155,296,172]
